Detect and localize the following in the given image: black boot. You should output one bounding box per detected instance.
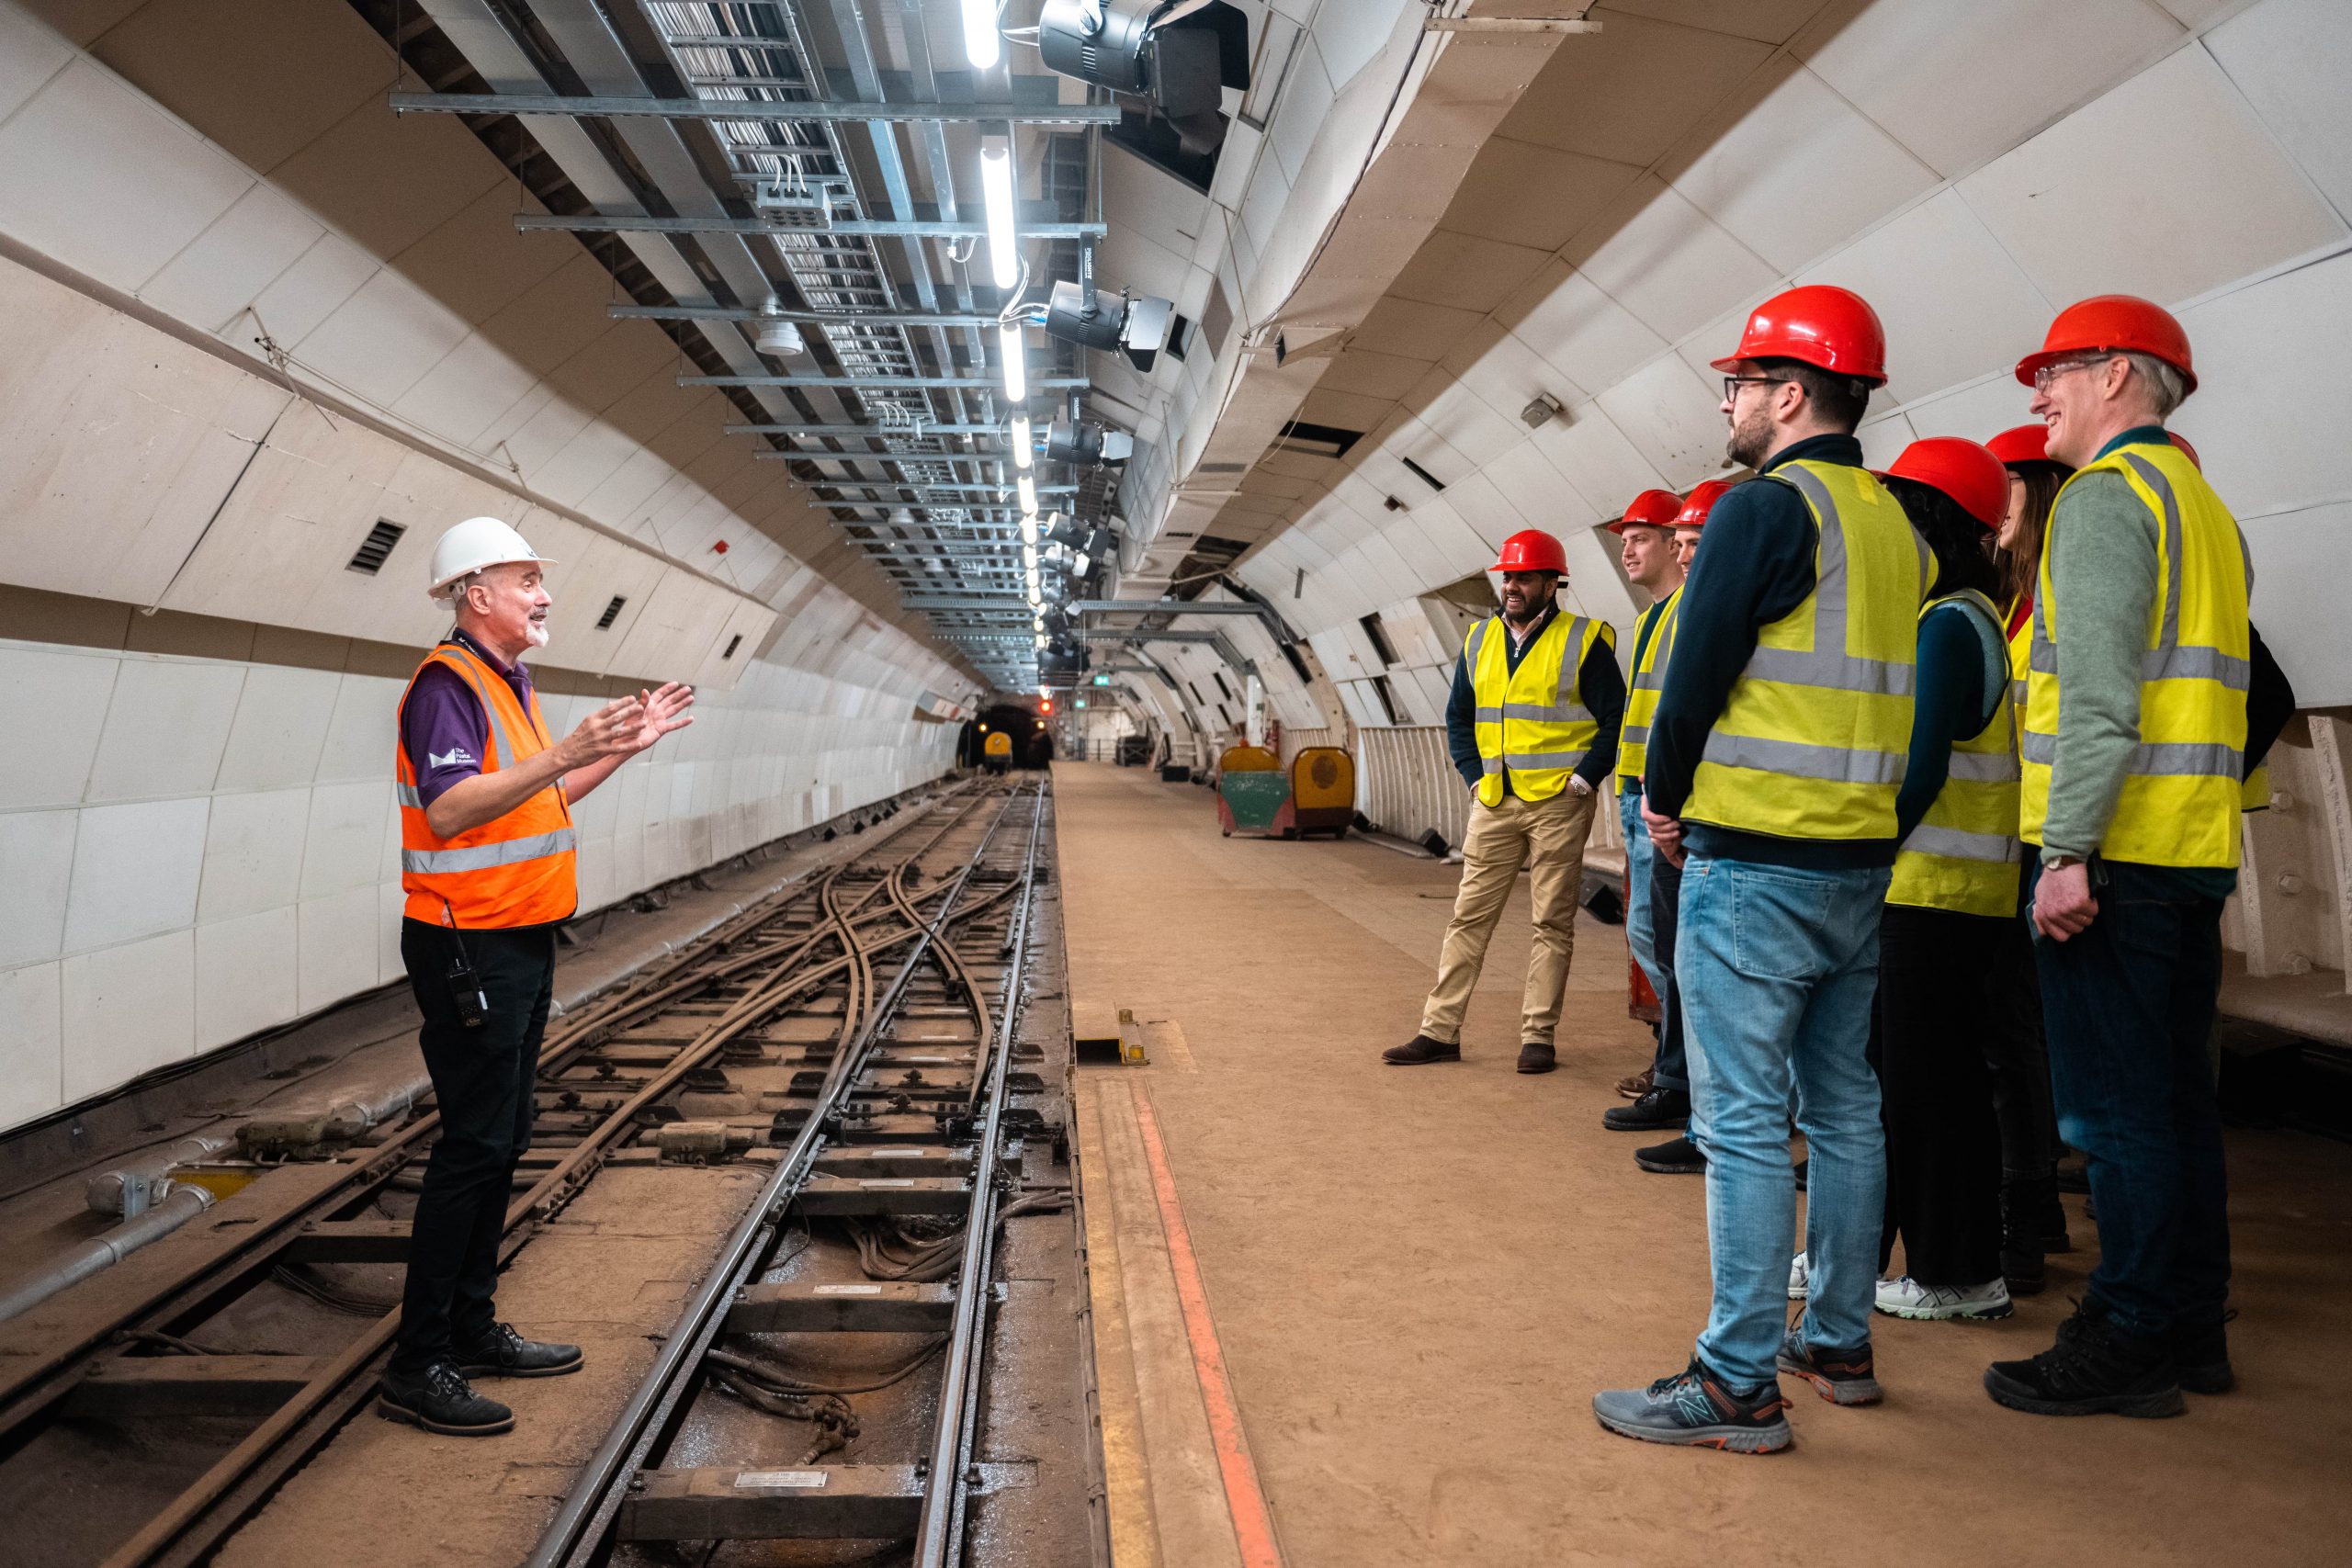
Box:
[1999,1177,2054,1296]
[1384,1034,1462,1066]
[1634,1134,1705,1174]
[379,1360,514,1435]
[456,1322,584,1379]
[1984,1303,2184,1418]
[1603,1087,1689,1132]
[2175,1314,2235,1395]
[1515,1042,1557,1074]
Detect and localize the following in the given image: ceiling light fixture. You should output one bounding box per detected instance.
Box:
[1020,513,1039,546]
[1017,473,1036,513]
[980,141,1018,289]
[1010,411,1033,470]
[961,0,1001,69]
[1001,321,1027,403]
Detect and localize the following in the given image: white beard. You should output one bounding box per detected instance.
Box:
[526,619,550,649]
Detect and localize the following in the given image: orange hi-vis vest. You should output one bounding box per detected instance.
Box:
[396,640,578,929]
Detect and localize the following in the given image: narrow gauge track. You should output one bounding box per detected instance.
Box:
[0,778,1053,1568]
[533,776,1055,1568]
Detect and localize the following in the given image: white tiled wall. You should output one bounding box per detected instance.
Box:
[0,634,959,1132]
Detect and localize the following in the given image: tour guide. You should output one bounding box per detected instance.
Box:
[378,515,695,1437]
[1385,527,1624,1075]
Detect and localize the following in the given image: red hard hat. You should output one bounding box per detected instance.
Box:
[1985,423,2052,468]
[1606,489,1683,535]
[1711,285,1888,386]
[2014,294,2196,394]
[1493,528,1567,574]
[1886,437,2007,530]
[2169,432,2201,470]
[1675,479,1736,530]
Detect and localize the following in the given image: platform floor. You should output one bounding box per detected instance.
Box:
[1052,761,2352,1568]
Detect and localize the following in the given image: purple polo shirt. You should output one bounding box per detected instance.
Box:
[399,630,539,809]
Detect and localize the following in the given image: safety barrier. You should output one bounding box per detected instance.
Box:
[1277,726,1340,765]
[1355,724,1624,859]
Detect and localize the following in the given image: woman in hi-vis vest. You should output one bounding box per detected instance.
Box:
[379,516,695,1438]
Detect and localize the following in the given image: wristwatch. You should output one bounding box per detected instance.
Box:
[2047,853,2086,870]
[1567,775,1594,798]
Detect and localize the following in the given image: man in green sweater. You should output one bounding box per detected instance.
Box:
[1992,297,2255,1421]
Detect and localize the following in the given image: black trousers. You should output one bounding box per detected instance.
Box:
[1874,903,2008,1286]
[1984,905,2058,1189]
[391,918,554,1374]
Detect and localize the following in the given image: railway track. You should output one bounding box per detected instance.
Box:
[0,776,1079,1568]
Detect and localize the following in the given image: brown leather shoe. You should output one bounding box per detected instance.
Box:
[1616,1066,1655,1100]
[1516,1043,1557,1074]
[1384,1034,1462,1065]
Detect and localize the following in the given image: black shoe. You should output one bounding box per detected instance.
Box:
[2176,1314,2235,1395]
[379,1360,514,1436]
[1603,1087,1690,1132]
[1984,1305,2184,1419]
[455,1322,584,1379]
[1792,1158,1808,1191]
[1516,1042,1556,1074]
[1635,1134,1705,1174]
[1384,1034,1462,1066]
[2053,1156,2090,1194]
[1775,1327,1883,1406]
[2001,1247,2047,1298]
[1591,1359,1792,1453]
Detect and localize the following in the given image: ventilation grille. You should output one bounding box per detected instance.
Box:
[595,595,626,629]
[723,634,743,660]
[346,520,405,576]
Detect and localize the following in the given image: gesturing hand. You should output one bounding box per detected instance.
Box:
[622,682,696,754]
[567,695,647,763]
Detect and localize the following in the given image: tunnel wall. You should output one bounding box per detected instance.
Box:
[0,6,972,1132]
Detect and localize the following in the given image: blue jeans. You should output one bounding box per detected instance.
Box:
[2029,859,2231,1340]
[1620,787,1689,1093]
[1680,854,1888,1388]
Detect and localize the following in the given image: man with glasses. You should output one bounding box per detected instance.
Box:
[1591,286,1927,1453]
[1986,298,2254,1419]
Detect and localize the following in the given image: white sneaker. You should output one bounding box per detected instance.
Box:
[1788,1251,1809,1301]
[1873,1275,2014,1320]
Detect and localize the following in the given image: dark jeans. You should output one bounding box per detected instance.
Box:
[1647,838,1689,1094]
[391,918,554,1375]
[1873,904,2007,1286]
[2029,859,2231,1340]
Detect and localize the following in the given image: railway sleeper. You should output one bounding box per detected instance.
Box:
[793,1175,972,1216]
[723,1280,955,1333]
[62,1354,327,1420]
[616,1461,1034,1543]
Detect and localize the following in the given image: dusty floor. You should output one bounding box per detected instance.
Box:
[1053,761,2352,1568]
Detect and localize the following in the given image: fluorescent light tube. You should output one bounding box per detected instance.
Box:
[981,142,1017,289]
[961,0,1000,69]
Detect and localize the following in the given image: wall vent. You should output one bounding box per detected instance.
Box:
[346,520,405,575]
[723,634,743,660]
[596,595,626,629]
[1400,456,1447,492]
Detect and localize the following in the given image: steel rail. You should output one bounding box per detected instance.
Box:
[525,783,1036,1568]
[82,790,993,1568]
[914,783,1049,1564]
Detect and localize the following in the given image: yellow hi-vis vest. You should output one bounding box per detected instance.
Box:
[1888,591,2021,917]
[1468,609,1613,807]
[2019,440,2251,868]
[1616,589,1681,789]
[1681,460,1930,840]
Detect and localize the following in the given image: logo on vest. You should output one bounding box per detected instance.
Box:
[427,747,478,770]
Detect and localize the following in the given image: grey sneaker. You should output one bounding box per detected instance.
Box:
[1592,1360,1792,1453]
[1776,1327,1883,1406]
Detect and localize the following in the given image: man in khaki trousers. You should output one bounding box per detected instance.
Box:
[1385,528,1625,1074]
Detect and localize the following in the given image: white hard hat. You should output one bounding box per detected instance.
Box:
[427,516,556,603]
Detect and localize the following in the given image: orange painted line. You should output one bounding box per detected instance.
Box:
[1130,1087,1285,1568]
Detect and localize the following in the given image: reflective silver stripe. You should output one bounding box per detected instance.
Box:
[2010,679,2028,708]
[432,650,521,768]
[1945,750,2020,784]
[1465,618,1492,665]
[2119,452,2185,660]
[1503,751,1585,770]
[2018,730,2239,778]
[1701,732,1906,784]
[1475,706,1504,724]
[1555,615,1592,706]
[2026,640,2246,687]
[1620,724,1650,746]
[401,829,577,874]
[1632,668,1667,692]
[1757,466,1919,695]
[1904,824,2020,864]
[1502,701,1593,723]
[1744,646,1916,695]
[1481,756,1505,775]
[395,783,424,807]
